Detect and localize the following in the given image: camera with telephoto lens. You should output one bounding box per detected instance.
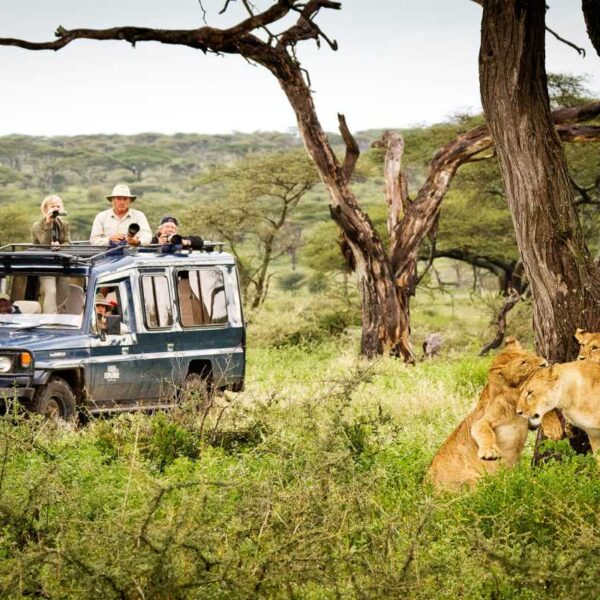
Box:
[167,234,183,245]
[127,223,140,237]
[50,210,68,218]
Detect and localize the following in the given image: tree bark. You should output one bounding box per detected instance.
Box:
[582,0,600,57]
[480,0,600,364]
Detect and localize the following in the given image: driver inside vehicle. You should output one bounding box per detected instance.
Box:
[94,294,113,331]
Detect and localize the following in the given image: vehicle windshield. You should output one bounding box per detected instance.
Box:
[0,314,82,329]
[0,273,86,329]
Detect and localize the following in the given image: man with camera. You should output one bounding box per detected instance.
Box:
[31,195,71,313]
[89,184,152,247]
[152,215,204,251]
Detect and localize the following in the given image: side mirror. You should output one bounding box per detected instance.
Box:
[105,315,121,336]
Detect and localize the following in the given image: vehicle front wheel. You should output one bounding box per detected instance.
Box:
[33,377,77,421]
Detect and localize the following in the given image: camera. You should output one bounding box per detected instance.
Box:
[51,210,68,218]
[168,234,183,245]
[127,223,140,237]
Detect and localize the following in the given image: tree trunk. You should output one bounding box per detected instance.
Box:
[272,57,413,360]
[582,0,600,56]
[479,0,600,364]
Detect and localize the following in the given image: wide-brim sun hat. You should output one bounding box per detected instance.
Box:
[94,294,113,308]
[106,183,137,202]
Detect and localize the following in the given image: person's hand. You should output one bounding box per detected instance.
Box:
[158,234,169,244]
[126,235,141,247]
[109,233,126,243]
[51,241,60,248]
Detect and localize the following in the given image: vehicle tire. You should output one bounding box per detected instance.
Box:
[32,377,77,421]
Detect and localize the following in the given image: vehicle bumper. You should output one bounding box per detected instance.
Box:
[0,385,35,400]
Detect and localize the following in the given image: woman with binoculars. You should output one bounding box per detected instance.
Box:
[31,194,72,312]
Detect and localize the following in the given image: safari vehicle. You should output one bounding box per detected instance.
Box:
[0,242,245,419]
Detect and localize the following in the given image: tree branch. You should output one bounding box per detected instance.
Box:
[545,25,586,57]
[337,113,359,182]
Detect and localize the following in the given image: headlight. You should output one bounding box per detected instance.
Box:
[0,356,12,373]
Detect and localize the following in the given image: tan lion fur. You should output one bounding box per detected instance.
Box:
[426,338,547,491]
[517,360,600,458]
[575,328,600,363]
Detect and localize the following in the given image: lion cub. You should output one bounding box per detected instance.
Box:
[517,361,600,457]
[427,338,547,491]
[575,328,600,363]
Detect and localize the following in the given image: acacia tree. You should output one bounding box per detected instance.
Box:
[191,150,319,309]
[1,2,599,360]
[479,0,600,362]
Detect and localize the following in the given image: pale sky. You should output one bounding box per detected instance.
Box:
[0,0,598,136]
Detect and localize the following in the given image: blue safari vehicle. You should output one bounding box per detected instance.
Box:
[0,242,245,418]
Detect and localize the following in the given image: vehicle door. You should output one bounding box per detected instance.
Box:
[87,277,142,409]
[136,269,180,402]
[174,267,245,388]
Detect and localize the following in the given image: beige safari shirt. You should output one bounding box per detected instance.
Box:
[89,207,152,246]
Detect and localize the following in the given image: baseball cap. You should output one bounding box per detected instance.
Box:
[160,215,179,226]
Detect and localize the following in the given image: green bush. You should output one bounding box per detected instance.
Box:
[1,350,598,598]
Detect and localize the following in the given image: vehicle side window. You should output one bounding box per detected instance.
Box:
[141,275,173,329]
[176,269,227,327]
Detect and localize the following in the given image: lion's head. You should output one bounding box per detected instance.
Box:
[575,328,600,363]
[516,366,560,428]
[488,337,548,389]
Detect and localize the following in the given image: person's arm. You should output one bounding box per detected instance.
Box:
[90,213,109,246]
[62,220,72,244]
[31,219,52,245]
[135,212,153,245]
[182,235,204,250]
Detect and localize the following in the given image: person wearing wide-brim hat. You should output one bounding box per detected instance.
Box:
[89,183,152,246]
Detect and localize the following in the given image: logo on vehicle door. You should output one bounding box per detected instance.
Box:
[104,365,120,381]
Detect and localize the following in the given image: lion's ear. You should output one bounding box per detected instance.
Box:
[489,365,506,382]
[504,336,522,349]
[575,328,587,342]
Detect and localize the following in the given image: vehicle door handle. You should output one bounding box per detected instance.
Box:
[167,343,174,352]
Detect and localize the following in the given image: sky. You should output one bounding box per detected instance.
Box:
[0,0,598,137]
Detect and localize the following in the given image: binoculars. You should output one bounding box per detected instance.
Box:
[51,210,68,218]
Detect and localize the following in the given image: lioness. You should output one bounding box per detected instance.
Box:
[426,338,547,491]
[516,360,600,457]
[575,328,600,363]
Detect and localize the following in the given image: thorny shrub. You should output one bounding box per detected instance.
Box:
[0,357,600,598]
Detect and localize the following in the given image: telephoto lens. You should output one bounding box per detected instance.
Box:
[169,234,183,245]
[127,223,140,237]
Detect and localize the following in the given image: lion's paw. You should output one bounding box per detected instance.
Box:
[478,446,501,461]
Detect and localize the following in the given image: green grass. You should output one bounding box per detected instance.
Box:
[1,328,598,598]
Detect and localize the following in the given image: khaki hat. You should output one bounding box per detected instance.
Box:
[94,294,112,308]
[106,183,137,202]
[0,292,10,301]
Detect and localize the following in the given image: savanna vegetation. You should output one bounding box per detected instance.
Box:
[0,116,599,597]
[1,1,600,597]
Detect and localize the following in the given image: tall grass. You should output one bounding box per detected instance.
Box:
[1,339,598,598]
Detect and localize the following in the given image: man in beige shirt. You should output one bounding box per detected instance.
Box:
[90,184,152,246]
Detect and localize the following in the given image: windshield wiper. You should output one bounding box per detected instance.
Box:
[13,322,80,330]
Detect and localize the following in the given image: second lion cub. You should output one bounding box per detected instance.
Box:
[427,338,547,491]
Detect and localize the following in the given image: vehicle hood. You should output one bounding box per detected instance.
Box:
[0,328,88,351]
